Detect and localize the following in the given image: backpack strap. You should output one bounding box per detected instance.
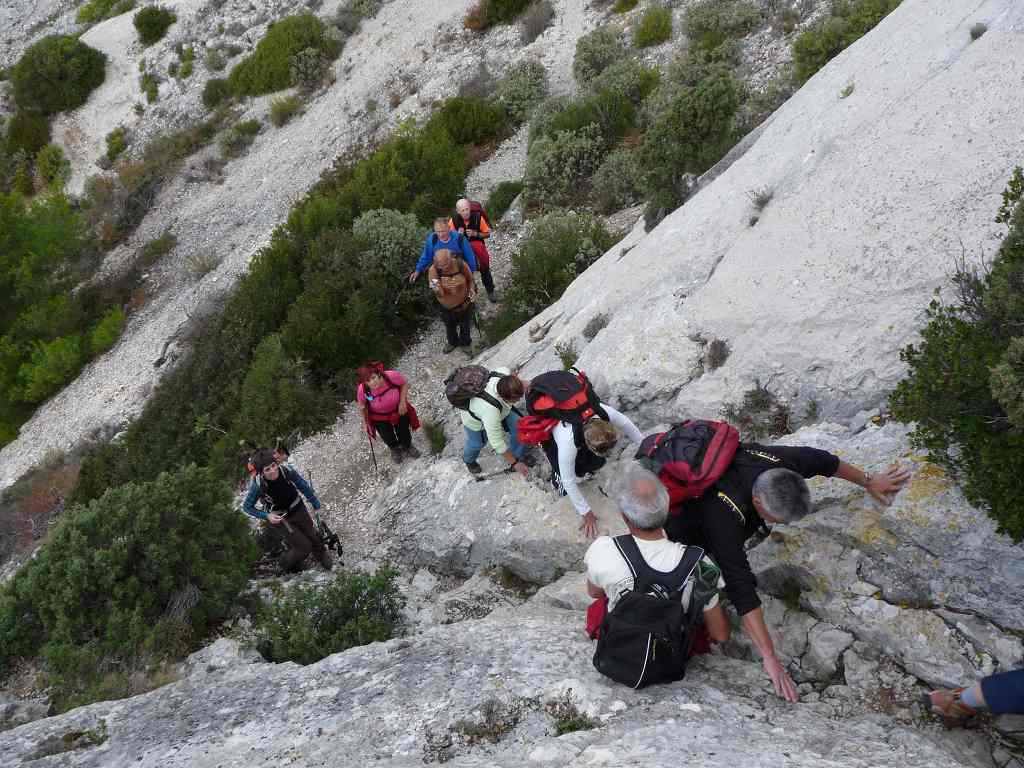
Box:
[612,535,704,599]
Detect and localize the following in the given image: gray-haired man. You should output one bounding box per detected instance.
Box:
[665,441,910,703]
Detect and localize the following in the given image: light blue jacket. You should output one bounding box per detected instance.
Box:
[414,231,478,274]
[242,465,321,520]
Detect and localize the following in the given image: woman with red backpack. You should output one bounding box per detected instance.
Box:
[356,362,421,464]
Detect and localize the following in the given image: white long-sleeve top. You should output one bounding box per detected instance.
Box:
[553,404,643,516]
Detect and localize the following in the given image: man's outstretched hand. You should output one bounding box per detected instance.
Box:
[764,655,799,702]
[407,270,419,283]
[579,511,598,539]
[867,464,912,506]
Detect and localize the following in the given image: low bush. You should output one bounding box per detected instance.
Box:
[683,0,762,52]
[133,6,177,46]
[969,22,987,41]
[464,0,532,30]
[792,0,901,84]
[532,89,636,147]
[495,59,548,123]
[891,168,1024,541]
[5,111,50,156]
[334,0,383,34]
[202,77,232,109]
[426,96,508,147]
[290,47,326,92]
[229,13,342,96]
[204,48,227,72]
[638,71,739,223]
[520,0,555,44]
[487,180,523,220]
[104,126,128,164]
[591,148,642,213]
[423,421,447,454]
[76,0,134,24]
[611,0,638,11]
[722,382,791,440]
[487,211,616,339]
[634,5,672,48]
[524,124,605,207]
[34,144,70,189]
[89,306,126,355]
[588,59,660,106]
[269,95,303,127]
[255,566,403,664]
[573,25,626,88]
[18,335,85,404]
[11,36,107,115]
[185,251,220,276]
[140,71,158,103]
[582,312,610,341]
[137,230,177,268]
[219,119,261,159]
[0,465,256,706]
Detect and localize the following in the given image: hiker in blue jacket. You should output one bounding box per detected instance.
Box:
[408,218,478,282]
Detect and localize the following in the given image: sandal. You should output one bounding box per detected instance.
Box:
[924,688,979,728]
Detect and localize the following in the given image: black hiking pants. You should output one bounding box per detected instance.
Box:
[542,439,607,495]
[479,265,495,295]
[372,414,412,449]
[278,504,330,572]
[439,304,473,347]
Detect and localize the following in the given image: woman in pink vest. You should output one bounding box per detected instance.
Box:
[356,362,421,464]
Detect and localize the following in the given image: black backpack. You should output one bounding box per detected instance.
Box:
[444,365,504,421]
[593,535,708,689]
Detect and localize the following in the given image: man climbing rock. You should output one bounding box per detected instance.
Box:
[641,421,910,702]
[453,366,532,477]
[243,448,334,573]
[517,369,643,538]
[449,197,496,302]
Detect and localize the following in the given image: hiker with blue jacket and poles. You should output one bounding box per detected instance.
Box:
[408,217,478,283]
[243,448,334,573]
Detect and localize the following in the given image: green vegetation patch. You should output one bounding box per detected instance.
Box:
[683,0,763,53]
[634,5,672,48]
[134,6,177,46]
[487,180,523,220]
[77,0,134,25]
[891,168,1024,541]
[11,35,107,115]
[5,111,51,156]
[792,0,901,84]
[228,13,342,96]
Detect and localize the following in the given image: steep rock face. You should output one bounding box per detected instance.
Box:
[0,581,989,767]
[483,0,1024,425]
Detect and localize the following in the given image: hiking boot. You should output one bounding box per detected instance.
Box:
[318,552,334,572]
[466,461,483,475]
[389,446,404,465]
[519,453,537,468]
[924,689,978,729]
[404,444,421,459]
[443,343,456,354]
[487,291,497,303]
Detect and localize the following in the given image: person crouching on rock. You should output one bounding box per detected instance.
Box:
[243,448,333,573]
[461,367,533,477]
[356,362,421,465]
[641,421,910,702]
[516,369,644,538]
[428,237,477,354]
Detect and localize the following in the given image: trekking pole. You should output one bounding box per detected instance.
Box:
[367,430,379,473]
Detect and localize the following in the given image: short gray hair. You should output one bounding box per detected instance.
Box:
[751,469,811,523]
[614,464,670,531]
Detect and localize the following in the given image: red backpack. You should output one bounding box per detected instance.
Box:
[516,369,608,445]
[635,420,739,513]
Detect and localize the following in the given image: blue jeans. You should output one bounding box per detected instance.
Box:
[463,410,524,464]
[981,669,1024,715]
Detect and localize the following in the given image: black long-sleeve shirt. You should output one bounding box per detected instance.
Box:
[664,443,839,616]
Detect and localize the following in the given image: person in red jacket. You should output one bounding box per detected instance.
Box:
[450,198,496,302]
[356,362,421,464]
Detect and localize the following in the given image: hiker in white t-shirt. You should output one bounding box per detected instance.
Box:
[584,465,730,643]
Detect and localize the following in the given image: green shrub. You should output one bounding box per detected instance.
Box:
[105,126,128,164]
[722,382,791,440]
[465,0,532,30]
[133,6,176,45]
[969,22,987,42]
[683,0,763,52]
[177,46,195,79]
[611,0,638,11]
[639,72,739,221]
[204,48,227,72]
[140,71,158,103]
[591,148,642,213]
[634,5,672,48]
[76,0,134,24]
[573,25,626,88]
[891,168,1024,541]
[219,119,261,159]
[138,230,176,267]
[34,144,70,189]
[792,0,901,84]
[269,95,303,127]
[202,77,232,109]
[495,59,548,123]
[11,36,107,115]
[533,89,636,147]
[487,180,523,220]
[426,96,508,147]
[0,465,256,703]
[17,335,85,404]
[290,47,326,92]
[5,111,50,156]
[488,211,616,339]
[255,566,403,664]
[228,14,342,96]
[521,0,554,43]
[524,125,605,207]
[89,306,125,354]
[588,59,660,106]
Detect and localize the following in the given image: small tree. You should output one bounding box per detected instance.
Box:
[11,36,107,114]
[133,6,177,46]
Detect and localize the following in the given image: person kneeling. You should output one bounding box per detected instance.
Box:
[585,465,729,688]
